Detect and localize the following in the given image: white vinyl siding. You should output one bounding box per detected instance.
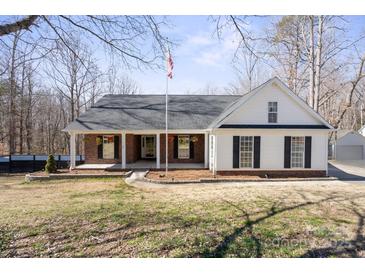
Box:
[291,136,304,168]
[215,132,328,171]
[239,136,253,168]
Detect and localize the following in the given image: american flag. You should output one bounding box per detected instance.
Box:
[167,51,174,79]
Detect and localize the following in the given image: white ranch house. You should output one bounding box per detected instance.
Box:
[64,77,333,177]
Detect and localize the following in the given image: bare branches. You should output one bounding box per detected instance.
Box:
[1,15,172,70]
[60,16,151,65]
[228,16,259,59]
[333,54,365,128]
[223,15,365,130]
[0,16,39,36]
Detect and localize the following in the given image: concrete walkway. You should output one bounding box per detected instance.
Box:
[125,171,182,190]
[124,170,345,190]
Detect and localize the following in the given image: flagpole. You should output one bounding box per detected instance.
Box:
[165,54,169,176]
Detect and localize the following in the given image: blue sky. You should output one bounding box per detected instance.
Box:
[120,15,365,94]
[122,16,268,94]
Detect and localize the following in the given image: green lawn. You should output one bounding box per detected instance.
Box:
[0,175,364,257]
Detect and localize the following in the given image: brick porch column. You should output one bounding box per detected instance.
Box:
[204,132,209,168]
[156,133,160,169]
[122,132,126,169]
[70,132,76,170]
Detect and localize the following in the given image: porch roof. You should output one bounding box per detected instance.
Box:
[63,94,241,132]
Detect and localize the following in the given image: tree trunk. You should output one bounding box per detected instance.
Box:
[8,33,19,154]
[25,70,33,154]
[314,16,323,112]
[19,62,26,154]
[308,16,315,109]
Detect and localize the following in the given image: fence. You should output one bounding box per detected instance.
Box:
[0,155,84,173]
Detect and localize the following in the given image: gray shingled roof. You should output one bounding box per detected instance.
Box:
[64,94,242,131]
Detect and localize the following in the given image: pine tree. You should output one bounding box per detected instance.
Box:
[45,154,57,173]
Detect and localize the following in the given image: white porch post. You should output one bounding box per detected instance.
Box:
[212,135,217,175]
[156,133,160,169]
[204,132,209,168]
[69,132,76,170]
[122,132,126,169]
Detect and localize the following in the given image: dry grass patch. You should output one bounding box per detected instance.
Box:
[0,175,365,257]
[31,169,127,176]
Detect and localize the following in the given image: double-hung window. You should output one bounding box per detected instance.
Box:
[268,102,278,123]
[291,136,304,168]
[178,135,190,159]
[239,136,253,168]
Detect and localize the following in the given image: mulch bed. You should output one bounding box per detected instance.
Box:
[146,169,260,181]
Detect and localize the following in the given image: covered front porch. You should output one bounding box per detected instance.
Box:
[75,161,205,170]
[69,131,210,170]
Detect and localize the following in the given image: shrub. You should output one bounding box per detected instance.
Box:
[45,154,57,173]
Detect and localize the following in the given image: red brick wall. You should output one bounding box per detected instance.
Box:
[126,134,141,163]
[84,134,121,164]
[160,134,204,163]
[84,133,205,164]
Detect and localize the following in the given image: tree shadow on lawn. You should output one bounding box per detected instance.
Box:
[2,189,365,258]
[300,200,365,258]
[196,192,365,258]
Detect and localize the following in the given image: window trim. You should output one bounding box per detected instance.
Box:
[290,136,305,169]
[177,135,190,159]
[239,136,254,169]
[268,101,278,123]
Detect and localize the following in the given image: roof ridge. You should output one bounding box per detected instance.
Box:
[102,94,242,97]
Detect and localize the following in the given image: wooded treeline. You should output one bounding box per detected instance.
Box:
[0,15,364,155]
[222,16,365,131]
[0,16,169,155]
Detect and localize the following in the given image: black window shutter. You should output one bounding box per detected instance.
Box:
[189,139,194,159]
[284,136,291,168]
[97,135,103,159]
[114,135,120,159]
[233,136,240,168]
[173,136,178,159]
[305,136,312,168]
[254,136,261,168]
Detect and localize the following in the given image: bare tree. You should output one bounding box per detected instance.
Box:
[46,36,102,122]
[232,46,260,93]
[266,16,307,95]
[332,53,365,128]
[219,15,365,131]
[107,65,140,95]
[7,32,19,154]
[0,16,171,68]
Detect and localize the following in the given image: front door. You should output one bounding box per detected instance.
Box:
[141,135,156,158]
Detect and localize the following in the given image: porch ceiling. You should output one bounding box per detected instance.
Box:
[76,161,205,170]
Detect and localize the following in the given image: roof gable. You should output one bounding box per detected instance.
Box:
[210,77,333,129]
[336,131,365,145]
